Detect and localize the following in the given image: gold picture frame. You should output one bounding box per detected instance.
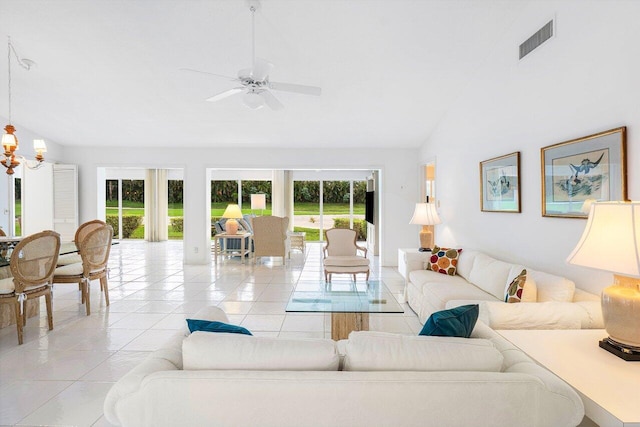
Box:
[480,152,521,213]
[541,127,627,218]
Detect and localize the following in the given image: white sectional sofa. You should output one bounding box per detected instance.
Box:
[104,307,585,427]
[401,249,603,329]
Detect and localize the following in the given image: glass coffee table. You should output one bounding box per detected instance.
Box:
[286,281,404,340]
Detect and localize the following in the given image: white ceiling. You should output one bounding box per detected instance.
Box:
[0,0,529,149]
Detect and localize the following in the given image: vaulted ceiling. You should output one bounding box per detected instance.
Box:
[0,0,528,149]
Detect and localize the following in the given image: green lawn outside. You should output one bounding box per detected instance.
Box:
[104,202,365,241]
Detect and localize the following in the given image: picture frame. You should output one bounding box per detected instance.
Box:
[480,152,521,213]
[541,126,627,218]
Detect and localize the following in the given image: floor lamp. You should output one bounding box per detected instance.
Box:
[251,194,266,216]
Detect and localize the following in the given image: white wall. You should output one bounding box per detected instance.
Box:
[61,146,418,266]
[418,1,640,295]
[0,116,65,233]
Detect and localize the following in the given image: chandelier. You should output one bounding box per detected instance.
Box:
[1,37,46,175]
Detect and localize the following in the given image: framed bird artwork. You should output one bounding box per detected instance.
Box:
[480,152,521,213]
[541,126,627,218]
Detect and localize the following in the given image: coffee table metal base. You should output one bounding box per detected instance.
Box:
[331,312,369,340]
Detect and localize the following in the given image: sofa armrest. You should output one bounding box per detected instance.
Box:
[104,336,183,426]
[398,249,431,281]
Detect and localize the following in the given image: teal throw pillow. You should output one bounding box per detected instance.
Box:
[419,304,479,338]
[186,319,252,336]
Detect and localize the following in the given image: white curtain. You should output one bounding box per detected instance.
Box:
[144,169,168,241]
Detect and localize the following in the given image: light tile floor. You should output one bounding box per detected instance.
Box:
[0,240,420,426]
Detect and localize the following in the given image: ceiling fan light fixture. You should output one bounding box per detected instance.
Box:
[243,91,265,110]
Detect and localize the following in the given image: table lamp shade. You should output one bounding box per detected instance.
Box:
[566,201,640,277]
[409,203,441,250]
[567,201,640,358]
[222,204,243,235]
[251,194,266,211]
[409,203,441,226]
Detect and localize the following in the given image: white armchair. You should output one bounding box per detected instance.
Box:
[323,228,370,282]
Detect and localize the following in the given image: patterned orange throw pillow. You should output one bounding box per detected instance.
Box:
[505,269,527,303]
[426,246,462,276]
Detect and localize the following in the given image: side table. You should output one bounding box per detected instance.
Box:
[498,329,640,427]
[287,231,306,257]
[213,232,252,264]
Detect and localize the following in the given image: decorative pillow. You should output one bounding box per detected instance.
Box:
[505,269,525,303]
[426,245,462,276]
[419,304,479,338]
[186,319,252,336]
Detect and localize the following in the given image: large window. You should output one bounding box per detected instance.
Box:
[168,179,183,239]
[293,180,366,242]
[105,179,145,239]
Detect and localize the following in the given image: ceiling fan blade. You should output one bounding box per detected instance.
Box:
[259,90,284,111]
[269,81,321,96]
[179,68,239,82]
[206,87,244,102]
[252,58,274,81]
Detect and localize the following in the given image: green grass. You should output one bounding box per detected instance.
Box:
[102,202,364,240]
[293,226,320,241]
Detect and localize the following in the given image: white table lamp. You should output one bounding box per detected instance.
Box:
[566,201,640,361]
[409,202,441,251]
[222,204,243,235]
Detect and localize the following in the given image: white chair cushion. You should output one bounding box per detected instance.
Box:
[0,277,14,294]
[54,263,104,276]
[343,331,503,372]
[0,277,49,295]
[182,332,340,371]
[324,256,369,267]
[56,253,82,266]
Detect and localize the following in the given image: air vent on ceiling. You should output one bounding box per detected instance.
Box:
[519,20,554,60]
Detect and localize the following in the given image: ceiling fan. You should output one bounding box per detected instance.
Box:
[181,0,321,111]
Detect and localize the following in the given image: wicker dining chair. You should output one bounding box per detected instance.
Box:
[57,219,107,266]
[0,230,61,344]
[53,224,113,315]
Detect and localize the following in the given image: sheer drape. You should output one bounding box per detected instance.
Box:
[144,169,168,241]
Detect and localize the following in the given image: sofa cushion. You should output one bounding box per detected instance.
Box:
[426,246,462,276]
[416,272,498,311]
[409,269,470,289]
[527,269,575,302]
[420,304,479,338]
[343,331,503,372]
[183,332,340,371]
[186,319,252,335]
[478,301,584,329]
[468,253,514,300]
[504,268,537,303]
[455,249,480,281]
